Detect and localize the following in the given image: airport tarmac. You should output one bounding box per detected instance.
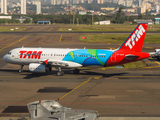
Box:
[0,25,160,119]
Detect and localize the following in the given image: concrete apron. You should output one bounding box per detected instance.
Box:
[0,117,160,120]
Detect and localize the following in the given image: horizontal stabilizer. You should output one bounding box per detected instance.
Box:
[125,54,139,60]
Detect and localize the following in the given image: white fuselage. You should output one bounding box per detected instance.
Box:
[3,48,78,65]
[3,47,114,68]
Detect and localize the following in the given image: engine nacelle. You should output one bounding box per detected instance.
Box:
[29,63,51,73]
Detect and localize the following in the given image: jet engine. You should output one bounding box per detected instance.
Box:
[29,63,52,73]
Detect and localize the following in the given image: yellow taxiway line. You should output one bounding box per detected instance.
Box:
[0,49,12,52]
[142,57,160,69]
[145,47,153,49]
[39,28,44,31]
[146,62,157,63]
[144,58,160,68]
[59,35,63,42]
[0,35,30,52]
[29,27,36,31]
[107,47,116,49]
[113,76,160,78]
[57,77,92,101]
[144,66,160,69]
[49,27,53,31]
[154,61,160,66]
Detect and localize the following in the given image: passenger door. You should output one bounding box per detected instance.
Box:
[111,52,116,62]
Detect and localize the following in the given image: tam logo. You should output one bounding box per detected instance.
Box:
[19,51,43,59]
[125,25,145,49]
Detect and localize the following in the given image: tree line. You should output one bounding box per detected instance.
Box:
[0,11,159,24]
[26,7,160,24]
[0,19,20,24]
[26,14,115,24]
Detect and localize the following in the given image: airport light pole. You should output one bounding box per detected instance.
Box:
[73,14,74,25]
[77,18,79,25]
[92,14,94,25]
[73,12,75,25]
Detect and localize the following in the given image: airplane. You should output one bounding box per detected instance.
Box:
[154,49,160,60]
[3,23,150,76]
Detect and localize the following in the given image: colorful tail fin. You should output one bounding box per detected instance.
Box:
[119,23,148,52]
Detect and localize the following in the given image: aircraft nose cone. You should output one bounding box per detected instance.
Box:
[3,55,7,62]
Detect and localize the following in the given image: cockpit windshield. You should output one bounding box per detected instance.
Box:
[8,52,11,55]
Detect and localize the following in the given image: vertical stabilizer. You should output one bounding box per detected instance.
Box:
[119,23,148,52]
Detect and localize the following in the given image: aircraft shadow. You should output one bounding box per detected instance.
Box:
[0,69,127,79]
[80,71,127,77]
[0,69,26,73]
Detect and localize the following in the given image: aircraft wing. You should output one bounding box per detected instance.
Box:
[51,61,69,67]
[39,59,82,68]
[125,54,139,60]
[39,59,69,66]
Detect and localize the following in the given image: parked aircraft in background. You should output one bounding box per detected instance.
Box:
[3,23,150,76]
[155,49,160,60]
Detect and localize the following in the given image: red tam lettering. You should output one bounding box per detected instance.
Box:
[19,51,27,58]
[23,51,33,59]
[31,51,42,59]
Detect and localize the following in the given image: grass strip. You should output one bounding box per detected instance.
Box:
[59,24,160,32]
[123,60,147,68]
[0,27,26,32]
[79,33,160,44]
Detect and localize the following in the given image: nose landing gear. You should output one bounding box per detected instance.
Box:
[19,65,24,73]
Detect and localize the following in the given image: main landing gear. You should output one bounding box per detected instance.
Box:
[56,68,80,76]
[19,65,24,73]
[57,67,64,76]
[73,68,80,74]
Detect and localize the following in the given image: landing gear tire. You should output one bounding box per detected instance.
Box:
[56,67,64,76]
[19,69,23,73]
[57,71,64,76]
[73,69,80,74]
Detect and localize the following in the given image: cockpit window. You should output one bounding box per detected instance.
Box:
[8,52,11,55]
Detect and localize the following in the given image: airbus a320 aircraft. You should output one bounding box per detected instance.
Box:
[3,23,150,76]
